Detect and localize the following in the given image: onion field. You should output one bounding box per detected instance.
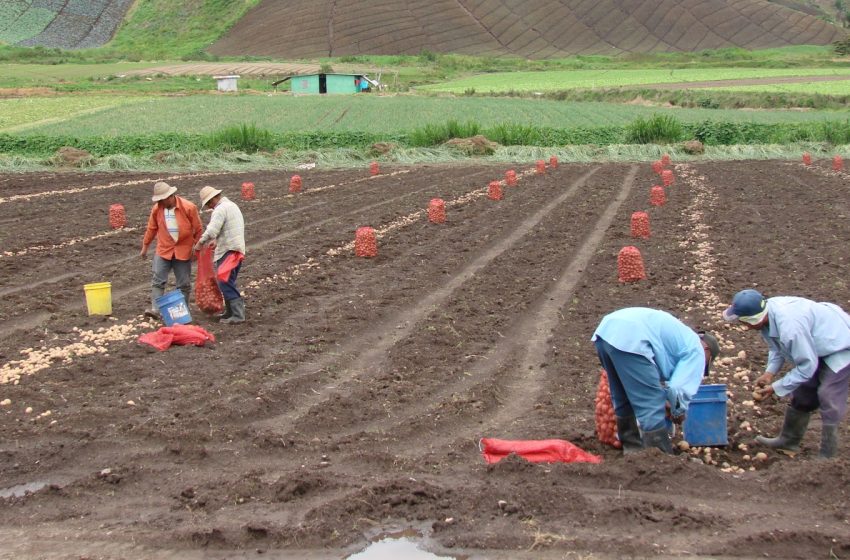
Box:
[419,68,850,94]
[5,95,847,137]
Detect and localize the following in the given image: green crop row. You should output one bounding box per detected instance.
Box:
[1,118,848,157]
[418,68,850,94]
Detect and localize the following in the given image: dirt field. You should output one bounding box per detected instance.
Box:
[0,159,849,559]
[209,0,845,59]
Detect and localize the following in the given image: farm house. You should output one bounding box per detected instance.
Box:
[280,73,376,94]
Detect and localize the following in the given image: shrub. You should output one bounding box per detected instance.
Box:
[409,120,481,146]
[207,123,275,154]
[821,120,850,145]
[625,114,684,144]
[484,123,541,145]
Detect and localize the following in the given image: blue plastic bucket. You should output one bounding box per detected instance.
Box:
[156,291,192,326]
[683,384,728,446]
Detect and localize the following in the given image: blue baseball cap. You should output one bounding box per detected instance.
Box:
[723,289,767,324]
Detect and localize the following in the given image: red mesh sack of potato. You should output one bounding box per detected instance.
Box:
[289,175,302,193]
[651,160,663,174]
[630,211,650,239]
[505,170,517,186]
[549,156,558,169]
[369,162,380,176]
[834,155,844,172]
[241,182,255,201]
[194,246,224,314]
[355,226,378,257]
[661,153,671,167]
[650,185,666,207]
[617,246,646,283]
[109,204,126,229]
[488,181,503,201]
[428,198,446,224]
[535,160,546,174]
[595,370,621,448]
[802,152,812,166]
[661,169,674,187]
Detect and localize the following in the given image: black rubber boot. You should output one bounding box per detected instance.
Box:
[641,426,673,454]
[218,300,232,321]
[755,407,811,456]
[616,416,643,454]
[818,425,839,459]
[221,297,245,324]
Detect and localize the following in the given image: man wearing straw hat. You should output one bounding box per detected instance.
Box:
[194,186,246,324]
[140,181,202,319]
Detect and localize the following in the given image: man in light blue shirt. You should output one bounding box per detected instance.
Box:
[592,308,719,454]
[723,289,850,459]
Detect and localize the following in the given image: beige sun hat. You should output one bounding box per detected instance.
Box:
[151,181,177,202]
[199,186,223,208]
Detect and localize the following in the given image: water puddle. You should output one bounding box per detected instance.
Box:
[346,528,461,560]
[0,480,51,498]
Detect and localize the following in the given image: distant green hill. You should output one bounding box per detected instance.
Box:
[109,0,262,58]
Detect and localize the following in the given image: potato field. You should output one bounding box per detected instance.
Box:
[0,159,849,559]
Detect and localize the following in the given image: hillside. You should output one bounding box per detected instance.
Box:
[0,0,133,49]
[210,0,847,59]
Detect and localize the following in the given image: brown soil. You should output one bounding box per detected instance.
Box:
[1,161,849,559]
[209,0,846,59]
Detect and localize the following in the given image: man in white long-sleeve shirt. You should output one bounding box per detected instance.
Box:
[723,289,850,459]
[194,186,246,324]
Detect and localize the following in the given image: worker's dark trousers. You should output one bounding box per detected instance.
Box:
[789,359,850,425]
[595,337,667,432]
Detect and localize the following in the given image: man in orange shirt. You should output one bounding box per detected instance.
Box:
[140,181,203,319]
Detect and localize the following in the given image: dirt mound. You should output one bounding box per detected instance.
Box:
[444,136,500,156]
[50,147,95,168]
[210,0,847,59]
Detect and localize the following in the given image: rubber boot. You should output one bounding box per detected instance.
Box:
[221,298,245,324]
[616,416,643,454]
[146,286,164,319]
[817,425,839,459]
[218,300,232,321]
[755,406,811,456]
[641,426,673,454]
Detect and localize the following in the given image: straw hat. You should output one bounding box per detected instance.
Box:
[151,181,177,202]
[199,186,223,208]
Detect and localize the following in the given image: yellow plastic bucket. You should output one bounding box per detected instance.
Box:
[83,282,112,315]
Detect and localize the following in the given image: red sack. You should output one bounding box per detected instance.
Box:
[595,370,622,448]
[195,247,224,314]
[480,438,602,464]
[138,325,216,351]
[216,251,244,282]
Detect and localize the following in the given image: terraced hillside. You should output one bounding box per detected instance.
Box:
[0,0,133,49]
[210,0,847,59]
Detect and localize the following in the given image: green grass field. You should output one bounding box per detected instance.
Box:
[0,62,166,86]
[698,81,850,95]
[6,94,846,137]
[0,96,147,131]
[419,68,850,94]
